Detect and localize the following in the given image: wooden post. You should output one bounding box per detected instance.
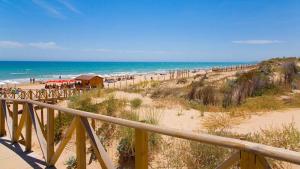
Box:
[45,90,48,102]
[12,101,18,142]
[41,107,44,127]
[0,101,5,136]
[76,117,86,169]
[38,90,41,100]
[91,119,96,130]
[135,129,148,169]
[29,90,33,99]
[240,151,256,169]
[47,108,54,165]
[25,103,32,151]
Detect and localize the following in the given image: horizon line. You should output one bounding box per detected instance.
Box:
[0,60,258,63]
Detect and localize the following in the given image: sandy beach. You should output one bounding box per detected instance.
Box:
[9,64,254,91]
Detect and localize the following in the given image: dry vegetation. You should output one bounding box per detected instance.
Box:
[60,57,300,168]
[160,122,300,169]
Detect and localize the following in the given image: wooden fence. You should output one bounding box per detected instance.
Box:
[0,89,82,102]
[0,98,300,169]
[212,64,257,72]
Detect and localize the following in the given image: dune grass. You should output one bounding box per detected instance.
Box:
[117,108,162,168]
[161,122,300,169]
[130,98,142,109]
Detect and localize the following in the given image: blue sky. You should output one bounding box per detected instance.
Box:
[0,0,299,61]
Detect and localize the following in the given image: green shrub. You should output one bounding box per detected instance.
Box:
[117,109,161,168]
[54,113,74,144]
[68,94,98,113]
[177,78,188,84]
[130,98,142,109]
[150,81,161,88]
[64,156,77,169]
[97,95,127,116]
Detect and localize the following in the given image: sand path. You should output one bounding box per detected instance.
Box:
[231,108,300,134]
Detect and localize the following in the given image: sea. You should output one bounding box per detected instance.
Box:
[0,61,255,84]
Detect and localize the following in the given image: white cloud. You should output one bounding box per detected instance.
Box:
[0,41,24,48]
[82,48,202,55]
[83,48,161,54]
[0,40,63,50]
[28,42,61,49]
[57,0,82,14]
[232,40,285,45]
[32,0,65,19]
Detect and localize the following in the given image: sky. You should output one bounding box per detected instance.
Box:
[0,0,299,62]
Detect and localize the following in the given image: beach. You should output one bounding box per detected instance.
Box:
[2,62,255,91]
[1,58,300,168]
[0,61,254,84]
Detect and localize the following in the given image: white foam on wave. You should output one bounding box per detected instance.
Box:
[0,63,250,83]
[10,72,28,75]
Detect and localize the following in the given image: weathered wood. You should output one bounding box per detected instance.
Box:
[29,90,33,99]
[240,151,256,169]
[28,103,47,159]
[80,117,114,169]
[15,107,26,140]
[1,97,300,167]
[91,119,95,129]
[50,117,79,166]
[5,98,297,165]
[12,101,18,142]
[216,151,239,169]
[0,101,5,136]
[256,155,271,169]
[135,129,148,169]
[25,103,32,151]
[1,100,12,138]
[41,107,44,127]
[76,116,86,169]
[46,108,54,165]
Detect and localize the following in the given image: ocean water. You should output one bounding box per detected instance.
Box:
[0,61,254,83]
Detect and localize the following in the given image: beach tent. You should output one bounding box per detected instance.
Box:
[74,75,104,88]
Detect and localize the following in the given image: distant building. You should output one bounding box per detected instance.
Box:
[74,75,104,88]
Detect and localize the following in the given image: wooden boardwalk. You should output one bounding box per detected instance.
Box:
[0,89,300,169]
[0,136,47,169]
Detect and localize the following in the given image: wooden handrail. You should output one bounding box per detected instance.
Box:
[1,98,300,166]
[0,97,300,169]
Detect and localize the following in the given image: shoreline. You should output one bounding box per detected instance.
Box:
[0,62,256,83]
[1,63,256,90]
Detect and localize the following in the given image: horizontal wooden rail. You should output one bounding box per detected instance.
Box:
[1,98,300,169]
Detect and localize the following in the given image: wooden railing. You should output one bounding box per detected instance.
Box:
[1,98,300,169]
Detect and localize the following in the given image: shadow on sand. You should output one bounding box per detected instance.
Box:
[0,137,56,169]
